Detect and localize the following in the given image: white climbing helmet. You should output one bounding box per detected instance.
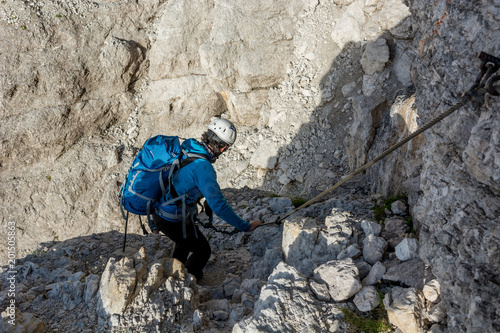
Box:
[208,118,237,146]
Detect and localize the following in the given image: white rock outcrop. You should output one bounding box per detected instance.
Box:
[99,256,138,316]
[313,258,362,302]
[233,262,331,333]
[361,220,382,236]
[384,287,426,333]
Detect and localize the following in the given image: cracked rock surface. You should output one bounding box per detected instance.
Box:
[1,0,499,332]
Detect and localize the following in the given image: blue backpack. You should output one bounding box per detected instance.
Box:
[118,135,206,245]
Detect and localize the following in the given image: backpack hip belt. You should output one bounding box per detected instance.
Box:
[155,193,199,239]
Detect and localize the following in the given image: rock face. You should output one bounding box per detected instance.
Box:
[1,0,499,332]
[402,2,500,332]
[0,0,162,263]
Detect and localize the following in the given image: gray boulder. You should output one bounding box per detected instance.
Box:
[362,261,386,286]
[360,38,390,75]
[363,234,388,264]
[395,238,419,261]
[354,286,380,312]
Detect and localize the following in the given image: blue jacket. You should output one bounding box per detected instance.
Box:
[155,139,250,232]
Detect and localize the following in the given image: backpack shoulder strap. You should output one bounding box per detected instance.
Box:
[169,151,209,199]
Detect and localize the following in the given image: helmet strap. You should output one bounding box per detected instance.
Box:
[199,141,218,163]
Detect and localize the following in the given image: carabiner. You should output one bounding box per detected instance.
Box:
[486,75,500,96]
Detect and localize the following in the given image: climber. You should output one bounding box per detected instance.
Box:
[151,118,262,281]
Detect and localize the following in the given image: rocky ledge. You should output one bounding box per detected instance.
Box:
[1,189,448,333]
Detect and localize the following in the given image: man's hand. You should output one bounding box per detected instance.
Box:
[248,221,262,232]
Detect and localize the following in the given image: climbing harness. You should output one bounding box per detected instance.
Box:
[208,51,500,233]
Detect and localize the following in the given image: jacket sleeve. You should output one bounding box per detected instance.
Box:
[192,161,250,232]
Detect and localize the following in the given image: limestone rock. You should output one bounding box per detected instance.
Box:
[363,234,388,264]
[313,258,362,302]
[0,0,498,332]
[428,324,448,333]
[222,90,270,127]
[269,197,294,214]
[309,281,331,302]
[362,261,386,286]
[282,215,349,277]
[355,260,373,280]
[324,211,357,256]
[361,220,382,236]
[342,82,358,98]
[384,287,426,333]
[163,258,188,280]
[423,279,441,303]
[144,263,164,296]
[407,1,500,330]
[383,258,426,290]
[233,262,329,332]
[360,38,390,75]
[193,309,206,328]
[463,110,500,194]
[362,72,389,97]
[250,139,280,170]
[99,256,137,316]
[282,216,321,276]
[353,286,380,312]
[84,274,100,305]
[198,0,311,126]
[200,0,305,92]
[334,0,355,6]
[330,0,409,50]
[394,47,416,86]
[382,217,409,240]
[368,0,411,33]
[137,75,225,142]
[337,244,362,260]
[395,238,419,261]
[345,95,387,169]
[426,301,446,324]
[0,308,46,333]
[391,200,407,215]
[330,1,366,49]
[364,90,422,198]
[148,0,213,80]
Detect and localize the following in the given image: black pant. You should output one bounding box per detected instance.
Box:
[153,214,211,280]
